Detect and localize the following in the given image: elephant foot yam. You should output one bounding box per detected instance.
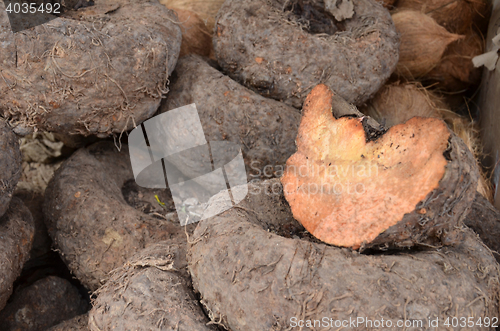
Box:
[281,84,478,249]
[0,198,35,311]
[463,192,500,263]
[0,0,182,137]
[213,0,399,108]
[44,142,184,290]
[89,242,216,331]
[0,121,22,218]
[0,276,88,331]
[161,55,301,182]
[188,179,500,331]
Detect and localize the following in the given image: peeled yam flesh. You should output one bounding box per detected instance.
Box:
[281,84,478,249]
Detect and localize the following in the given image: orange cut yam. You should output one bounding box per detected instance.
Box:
[281,84,478,249]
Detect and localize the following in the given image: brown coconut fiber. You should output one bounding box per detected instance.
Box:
[426,29,485,91]
[393,10,464,79]
[361,82,445,127]
[378,0,396,8]
[396,0,491,34]
[159,0,225,31]
[173,9,213,57]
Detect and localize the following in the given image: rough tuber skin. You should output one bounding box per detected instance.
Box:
[188,179,500,331]
[213,0,399,108]
[281,84,479,250]
[89,242,216,331]
[0,121,22,218]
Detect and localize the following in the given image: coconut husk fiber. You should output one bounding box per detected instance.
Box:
[361,82,445,127]
[426,29,485,91]
[396,0,491,34]
[378,0,396,8]
[362,81,493,202]
[173,9,213,58]
[393,10,464,79]
[159,0,225,31]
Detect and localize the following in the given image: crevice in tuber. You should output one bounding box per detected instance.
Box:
[283,0,346,35]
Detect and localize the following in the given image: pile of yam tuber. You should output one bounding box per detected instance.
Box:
[0,0,498,330]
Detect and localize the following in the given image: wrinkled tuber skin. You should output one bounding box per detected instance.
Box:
[0,121,22,218]
[89,242,216,331]
[47,313,89,331]
[281,84,478,250]
[188,179,500,331]
[0,276,88,331]
[0,0,181,137]
[213,0,399,108]
[463,192,500,263]
[44,142,183,290]
[0,198,35,311]
[161,55,301,180]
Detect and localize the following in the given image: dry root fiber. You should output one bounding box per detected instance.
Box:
[19,133,64,164]
[281,84,478,249]
[426,29,485,92]
[161,55,301,180]
[16,161,62,195]
[174,9,213,58]
[0,198,35,311]
[214,0,400,108]
[393,10,463,79]
[362,82,493,201]
[396,0,491,34]
[0,0,182,137]
[0,276,88,331]
[47,313,89,331]
[43,142,184,290]
[89,242,215,331]
[159,0,225,31]
[0,121,22,218]
[15,133,64,195]
[188,179,500,331]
